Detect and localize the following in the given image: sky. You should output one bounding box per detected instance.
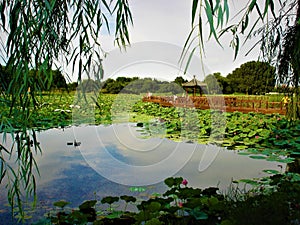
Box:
[99,0,261,82]
[0,1,262,83]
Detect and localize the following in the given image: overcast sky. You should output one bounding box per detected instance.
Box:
[0,1,262,82]
[100,0,261,81]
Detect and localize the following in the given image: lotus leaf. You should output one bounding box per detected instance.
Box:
[263,169,280,174]
[53,200,70,209]
[249,155,266,160]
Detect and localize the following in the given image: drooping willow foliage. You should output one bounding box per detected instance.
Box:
[182,0,300,119]
[0,0,132,218]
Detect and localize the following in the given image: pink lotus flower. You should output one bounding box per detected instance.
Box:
[178,202,183,208]
[182,179,188,186]
[255,135,259,139]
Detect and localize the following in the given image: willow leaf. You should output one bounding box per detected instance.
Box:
[204,0,221,46]
[179,25,197,65]
[248,0,257,12]
[184,46,197,74]
[191,0,199,25]
[234,36,239,60]
[223,0,229,23]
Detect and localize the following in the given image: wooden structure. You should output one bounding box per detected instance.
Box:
[143,95,287,115]
[182,76,207,97]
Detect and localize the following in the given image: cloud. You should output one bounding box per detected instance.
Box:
[99,0,260,80]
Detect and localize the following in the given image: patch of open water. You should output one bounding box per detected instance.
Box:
[0,123,285,224]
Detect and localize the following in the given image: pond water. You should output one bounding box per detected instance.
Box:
[0,123,286,224]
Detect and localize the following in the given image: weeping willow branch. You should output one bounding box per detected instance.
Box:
[0,0,133,218]
[182,0,300,119]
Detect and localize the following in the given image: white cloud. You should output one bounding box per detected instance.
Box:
[99,0,261,81]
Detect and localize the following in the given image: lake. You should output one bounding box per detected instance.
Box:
[0,123,285,224]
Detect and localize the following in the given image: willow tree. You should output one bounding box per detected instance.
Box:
[182,0,300,118]
[0,0,132,216]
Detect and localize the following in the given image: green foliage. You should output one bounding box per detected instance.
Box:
[0,0,133,216]
[34,174,300,224]
[0,91,299,222]
[1,92,298,163]
[204,72,226,94]
[174,76,188,86]
[183,0,300,118]
[53,200,70,209]
[102,77,184,95]
[226,61,276,95]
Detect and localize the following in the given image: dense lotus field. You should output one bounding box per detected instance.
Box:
[1,92,300,164]
[1,92,300,224]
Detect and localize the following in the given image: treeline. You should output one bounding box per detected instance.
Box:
[1,60,278,95]
[0,65,68,91]
[204,61,277,95]
[74,76,188,94]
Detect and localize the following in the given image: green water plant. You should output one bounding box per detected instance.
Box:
[34,174,300,225]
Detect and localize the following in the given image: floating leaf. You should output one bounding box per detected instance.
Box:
[249,155,266,160]
[53,200,70,209]
[101,196,119,205]
[190,207,208,220]
[106,211,123,219]
[277,157,295,163]
[263,169,280,174]
[129,187,146,192]
[239,179,259,185]
[79,200,97,210]
[120,195,136,203]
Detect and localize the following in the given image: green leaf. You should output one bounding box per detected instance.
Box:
[277,157,295,163]
[191,0,199,25]
[217,7,223,28]
[183,46,197,74]
[249,155,266,159]
[239,179,259,185]
[190,207,208,220]
[204,0,222,46]
[263,169,280,174]
[79,200,97,210]
[106,211,123,219]
[53,200,70,209]
[248,0,257,12]
[120,195,136,203]
[234,36,239,60]
[129,187,146,192]
[101,196,119,205]
[223,0,229,22]
[248,130,256,137]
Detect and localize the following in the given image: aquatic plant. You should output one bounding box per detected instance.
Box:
[33,174,300,224]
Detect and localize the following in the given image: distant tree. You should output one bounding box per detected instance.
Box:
[0,65,12,92]
[67,82,78,91]
[77,79,99,93]
[104,79,123,94]
[174,76,187,86]
[158,82,183,94]
[204,72,229,94]
[1,66,67,92]
[51,70,67,89]
[226,61,276,95]
[29,69,67,90]
[214,73,230,94]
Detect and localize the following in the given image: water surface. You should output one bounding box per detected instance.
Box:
[0,123,285,224]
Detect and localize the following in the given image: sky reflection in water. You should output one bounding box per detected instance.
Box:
[0,124,285,223]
